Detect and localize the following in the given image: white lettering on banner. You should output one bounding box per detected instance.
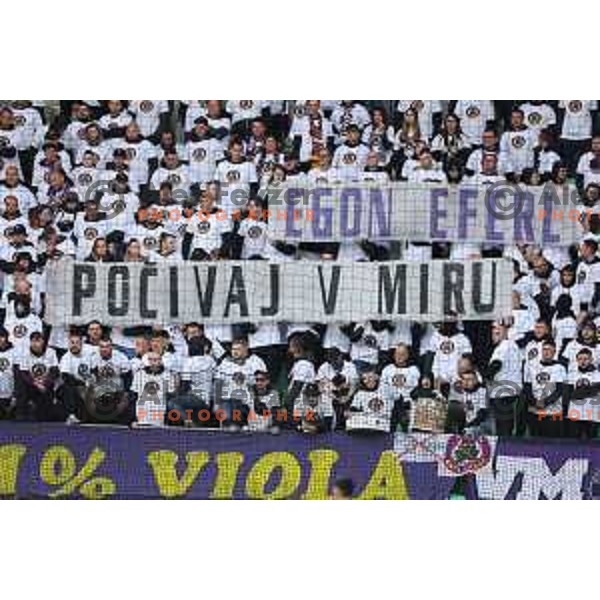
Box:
[476,456,588,499]
[267,183,585,245]
[44,259,512,326]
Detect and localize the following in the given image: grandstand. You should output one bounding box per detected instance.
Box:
[0,100,599,499]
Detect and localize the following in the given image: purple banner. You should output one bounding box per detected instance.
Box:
[0,423,402,499]
[2,425,598,499]
[394,433,600,499]
[468,437,599,500]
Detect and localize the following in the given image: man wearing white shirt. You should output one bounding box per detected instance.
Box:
[519,101,557,137]
[332,125,369,181]
[183,191,233,261]
[185,117,224,185]
[0,165,37,215]
[576,135,600,189]
[500,108,536,177]
[452,101,495,146]
[487,323,524,436]
[559,100,597,174]
[15,331,61,421]
[150,150,191,195]
[61,102,96,153]
[214,140,258,213]
[109,122,158,186]
[129,100,169,140]
[58,331,95,423]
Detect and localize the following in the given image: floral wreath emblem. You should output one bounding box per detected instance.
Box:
[443,434,491,475]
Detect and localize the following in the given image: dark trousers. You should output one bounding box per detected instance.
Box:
[527,412,564,438]
[565,417,598,440]
[0,397,14,420]
[58,380,85,419]
[560,139,589,176]
[494,395,526,436]
[15,381,63,422]
[220,399,249,427]
[446,401,467,434]
[167,395,211,426]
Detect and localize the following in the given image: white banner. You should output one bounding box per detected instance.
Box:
[265,182,585,245]
[45,259,512,326]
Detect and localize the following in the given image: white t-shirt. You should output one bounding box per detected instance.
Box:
[489,339,523,386]
[129,101,169,138]
[17,347,59,377]
[567,367,600,422]
[332,143,370,181]
[214,159,258,212]
[225,101,265,124]
[519,103,557,137]
[98,110,133,134]
[239,218,269,259]
[350,323,390,365]
[150,165,191,194]
[453,101,495,145]
[91,350,131,379]
[5,314,43,356]
[500,128,536,174]
[59,347,96,382]
[429,332,472,383]
[0,347,15,399]
[185,138,224,184]
[289,358,315,385]
[185,209,232,255]
[216,354,267,405]
[133,367,177,427]
[347,386,392,432]
[380,363,420,402]
[524,360,566,415]
[560,101,597,140]
[181,355,216,402]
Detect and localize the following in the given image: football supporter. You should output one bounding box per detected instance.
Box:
[0,98,598,443]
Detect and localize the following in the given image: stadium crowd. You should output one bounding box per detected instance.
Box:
[1,100,600,438]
